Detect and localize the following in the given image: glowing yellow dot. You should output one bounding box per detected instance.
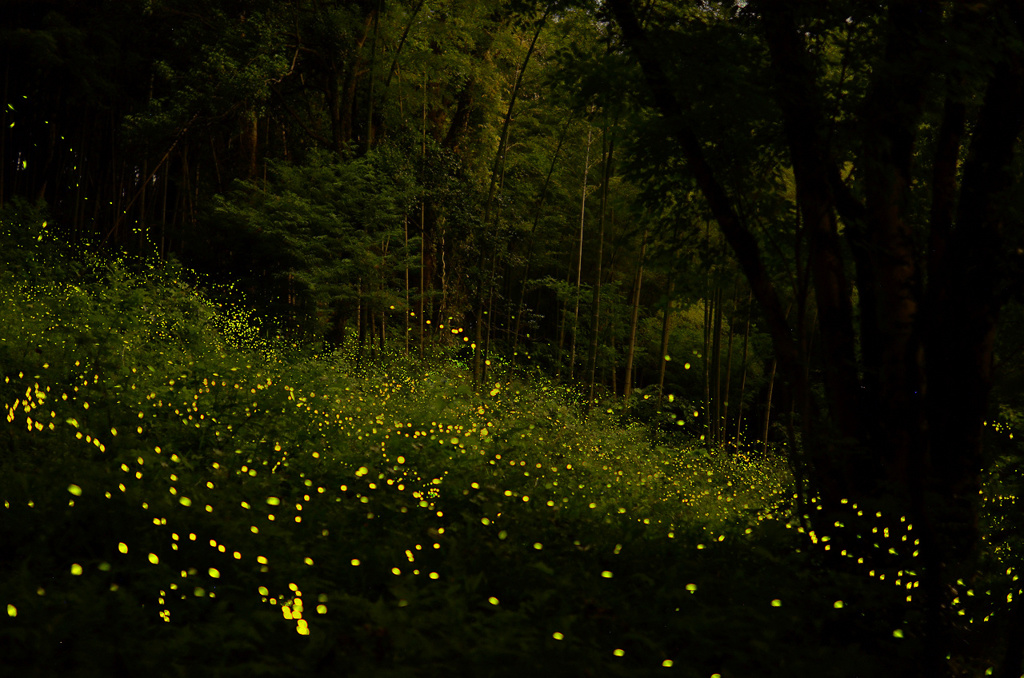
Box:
[392,567,401,575]
[304,557,314,566]
[686,583,697,593]
[771,599,782,607]
[316,604,327,614]
[351,559,360,566]
[488,596,499,605]
[834,600,844,609]
[67,484,82,496]
[613,649,625,657]
[6,604,16,617]
[893,629,904,638]
[208,568,220,579]
[118,542,128,554]
[429,572,439,579]
[662,659,673,667]
[71,563,83,575]
[148,553,159,565]
[258,586,269,596]
[267,497,280,506]
[601,571,613,578]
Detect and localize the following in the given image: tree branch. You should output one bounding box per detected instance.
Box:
[757,0,863,441]
[606,0,798,383]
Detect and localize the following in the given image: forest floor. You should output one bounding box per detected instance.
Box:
[0,237,1014,678]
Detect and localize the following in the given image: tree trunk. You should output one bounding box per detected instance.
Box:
[419,71,428,361]
[722,285,738,449]
[364,0,381,153]
[570,126,594,381]
[711,284,724,446]
[587,110,615,412]
[475,11,549,386]
[656,276,675,412]
[735,291,752,446]
[623,225,647,405]
[762,357,777,457]
[514,109,576,351]
[703,284,713,446]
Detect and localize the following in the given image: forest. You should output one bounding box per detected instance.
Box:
[2,0,1024,675]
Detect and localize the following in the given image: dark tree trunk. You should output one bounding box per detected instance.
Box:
[609,1,1024,675]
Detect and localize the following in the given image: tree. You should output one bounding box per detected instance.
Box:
[607,0,1024,675]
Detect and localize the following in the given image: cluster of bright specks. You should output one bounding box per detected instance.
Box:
[5,374,55,432]
[784,443,1024,632]
[0,347,799,673]
[785,496,923,604]
[14,260,1022,671]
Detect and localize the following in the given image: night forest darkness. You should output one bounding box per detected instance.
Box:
[5,0,1024,676]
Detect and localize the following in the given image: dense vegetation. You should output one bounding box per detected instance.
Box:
[0,198,1004,677]
[6,0,1024,675]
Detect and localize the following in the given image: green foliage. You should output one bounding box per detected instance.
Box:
[209,146,419,337]
[1,219,996,678]
[0,198,74,282]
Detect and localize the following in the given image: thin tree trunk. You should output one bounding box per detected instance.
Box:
[623,225,647,405]
[712,285,724,445]
[762,302,793,454]
[484,251,498,383]
[586,112,614,411]
[722,285,738,449]
[570,126,593,381]
[762,356,778,456]
[735,291,753,445]
[419,72,427,361]
[513,109,577,351]
[703,285,713,446]
[365,0,381,153]
[160,164,168,258]
[555,260,573,382]
[657,276,675,411]
[608,299,617,396]
[384,0,427,91]
[357,278,365,363]
[476,12,550,384]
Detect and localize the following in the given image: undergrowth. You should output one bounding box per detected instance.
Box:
[1,211,1019,677]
